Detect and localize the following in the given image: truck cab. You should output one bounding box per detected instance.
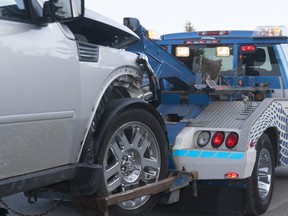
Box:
[157,28,287,98]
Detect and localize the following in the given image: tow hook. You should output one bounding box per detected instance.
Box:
[24,190,38,204]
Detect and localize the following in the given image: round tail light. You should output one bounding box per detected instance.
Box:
[226,132,239,149]
[197,131,211,147]
[212,132,225,148]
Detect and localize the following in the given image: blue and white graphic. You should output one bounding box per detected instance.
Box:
[250,101,288,165]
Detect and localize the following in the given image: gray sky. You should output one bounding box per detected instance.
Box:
[86,0,288,35]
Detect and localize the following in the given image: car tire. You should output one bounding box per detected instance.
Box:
[94,106,168,216]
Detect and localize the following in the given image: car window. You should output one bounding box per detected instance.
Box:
[0,0,30,21]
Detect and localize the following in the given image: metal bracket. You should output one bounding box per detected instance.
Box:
[94,170,198,216]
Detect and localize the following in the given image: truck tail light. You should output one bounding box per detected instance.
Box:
[226,132,239,149]
[197,131,211,147]
[211,132,225,148]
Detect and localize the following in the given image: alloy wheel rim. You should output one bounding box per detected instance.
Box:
[103,121,161,210]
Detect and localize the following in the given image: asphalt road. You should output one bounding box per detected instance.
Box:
[1,166,288,216]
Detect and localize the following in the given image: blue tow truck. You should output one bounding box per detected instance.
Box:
[124,20,288,216]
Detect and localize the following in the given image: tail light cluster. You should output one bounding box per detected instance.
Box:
[197,131,239,149]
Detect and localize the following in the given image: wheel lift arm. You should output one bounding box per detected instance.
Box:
[95,171,198,216]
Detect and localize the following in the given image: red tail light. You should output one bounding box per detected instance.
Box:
[226,132,239,149]
[212,132,225,148]
[198,31,230,36]
[240,45,256,52]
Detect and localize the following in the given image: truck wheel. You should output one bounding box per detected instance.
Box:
[246,133,275,216]
[96,107,168,216]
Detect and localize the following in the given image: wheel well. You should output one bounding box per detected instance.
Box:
[92,99,167,158]
[80,74,150,164]
[111,86,131,98]
[264,127,279,167]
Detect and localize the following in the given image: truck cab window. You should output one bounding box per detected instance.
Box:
[0,0,30,21]
[241,46,280,76]
[172,45,234,84]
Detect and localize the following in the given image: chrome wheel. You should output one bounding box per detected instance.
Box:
[241,134,275,215]
[103,121,161,210]
[257,148,272,201]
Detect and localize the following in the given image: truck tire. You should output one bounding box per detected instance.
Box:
[95,107,168,216]
[246,133,275,216]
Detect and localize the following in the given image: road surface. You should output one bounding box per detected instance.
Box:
[1,166,288,216]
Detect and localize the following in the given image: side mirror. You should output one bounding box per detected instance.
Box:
[45,0,84,22]
[124,18,141,32]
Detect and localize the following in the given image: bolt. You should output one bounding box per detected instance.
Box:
[121,183,125,192]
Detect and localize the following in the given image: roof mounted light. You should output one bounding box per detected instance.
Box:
[198,31,230,36]
[252,26,288,38]
[184,39,221,44]
[147,29,160,39]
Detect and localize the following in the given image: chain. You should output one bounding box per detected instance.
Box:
[0,193,66,216]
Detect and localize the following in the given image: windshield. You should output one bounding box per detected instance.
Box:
[172,45,234,84]
[0,0,29,20]
[171,44,280,85]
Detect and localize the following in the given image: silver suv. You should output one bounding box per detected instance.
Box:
[0,1,168,215]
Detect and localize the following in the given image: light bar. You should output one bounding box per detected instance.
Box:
[252,26,288,38]
[198,31,230,36]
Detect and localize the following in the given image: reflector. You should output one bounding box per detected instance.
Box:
[225,172,239,179]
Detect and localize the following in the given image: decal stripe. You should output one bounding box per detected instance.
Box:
[173,150,245,160]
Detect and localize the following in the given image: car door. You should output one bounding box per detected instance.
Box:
[0,0,81,179]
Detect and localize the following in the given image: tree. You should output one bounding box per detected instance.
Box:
[184,21,196,32]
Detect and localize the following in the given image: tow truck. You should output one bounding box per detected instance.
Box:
[124,20,288,215]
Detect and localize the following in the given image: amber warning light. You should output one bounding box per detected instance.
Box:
[225,172,239,179]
